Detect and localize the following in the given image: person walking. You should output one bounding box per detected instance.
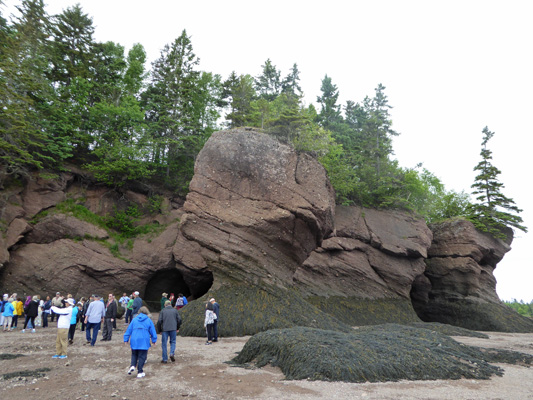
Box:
[22,296,39,333]
[123,306,157,378]
[84,294,105,346]
[101,293,117,341]
[204,302,217,345]
[131,291,142,318]
[51,298,74,359]
[125,295,134,324]
[158,300,182,363]
[209,298,220,342]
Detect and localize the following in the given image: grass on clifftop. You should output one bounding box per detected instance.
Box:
[230,324,533,383]
[178,285,352,337]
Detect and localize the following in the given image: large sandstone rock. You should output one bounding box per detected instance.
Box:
[180,128,336,288]
[413,218,533,332]
[294,206,432,299]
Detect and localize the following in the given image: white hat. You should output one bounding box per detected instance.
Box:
[134,291,140,296]
[209,298,215,302]
[66,298,75,305]
[3,294,8,299]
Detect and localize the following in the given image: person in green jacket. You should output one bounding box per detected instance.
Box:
[125,295,134,324]
[160,292,168,310]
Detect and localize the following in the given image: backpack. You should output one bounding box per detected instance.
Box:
[0,300,5,313]
[175,297,184,306]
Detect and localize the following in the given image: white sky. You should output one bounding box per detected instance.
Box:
[3,0,532,302]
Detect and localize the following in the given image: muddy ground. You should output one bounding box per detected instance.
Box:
[1,315,532,400]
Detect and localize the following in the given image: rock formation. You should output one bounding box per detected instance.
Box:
[0,127,531,333]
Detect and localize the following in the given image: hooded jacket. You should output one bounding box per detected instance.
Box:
[123,313,157,350]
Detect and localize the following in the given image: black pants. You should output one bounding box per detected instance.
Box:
[102,317,114,340]
[23,316,35,330]
[68,323,76,341]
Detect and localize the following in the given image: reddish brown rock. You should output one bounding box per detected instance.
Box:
[294,206,431,301]
[181,128,336,287]
[22,173,72,218]
[6,218,32,248]
[26,214,108,244]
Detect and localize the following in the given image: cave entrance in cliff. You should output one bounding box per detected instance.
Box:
[144,268,213,311]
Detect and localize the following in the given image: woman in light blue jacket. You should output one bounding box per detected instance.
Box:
[123,306,157,378]
[2,299,15,331]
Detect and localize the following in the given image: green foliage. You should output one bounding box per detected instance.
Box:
[467,127,527,237]
[504,300,533,318]
[105,205,141,237]
[231,324,533,382]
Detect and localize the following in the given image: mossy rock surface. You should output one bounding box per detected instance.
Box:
[178,286,352,337]
[419,300,533,333]
[407,322,489,338]
[306,296,421,326]
[231,324,533,383]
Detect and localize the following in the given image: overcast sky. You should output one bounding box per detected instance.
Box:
[3,0,532,302]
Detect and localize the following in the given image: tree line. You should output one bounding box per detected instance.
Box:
[0,1,526,236]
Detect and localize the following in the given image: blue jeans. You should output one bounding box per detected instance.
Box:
[131,349,148,373]
[125,309,133,324]
[86,322,101,345]
[161,330,177,361]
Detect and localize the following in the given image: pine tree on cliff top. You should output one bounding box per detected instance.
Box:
[468,126,527,238]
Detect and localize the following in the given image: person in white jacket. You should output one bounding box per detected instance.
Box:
[51,298,74,359]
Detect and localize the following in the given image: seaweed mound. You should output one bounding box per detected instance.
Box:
[178,286,352,337]
[231,324,533,382]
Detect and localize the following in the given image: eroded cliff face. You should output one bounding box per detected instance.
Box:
[0,128,531,332]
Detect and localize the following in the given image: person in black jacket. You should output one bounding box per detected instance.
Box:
[158,300,182,363]
[22,296,40,333]
[101,294,117,341]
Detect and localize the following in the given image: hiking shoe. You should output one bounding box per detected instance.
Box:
[161,360,167,364]
[52,355,60,359]
[170,355,175,362]
[137,372,145,378]
[21,329,25,333]
[128,366,135,375]
[58,355,67,359]
[31,329,36,333]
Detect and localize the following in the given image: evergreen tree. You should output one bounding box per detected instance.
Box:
[223,73,258,128]
[281,63,303,98]
[468,126,527,237]
[316,75,343,132]
[255,59,281,101]
[142,30,220,190]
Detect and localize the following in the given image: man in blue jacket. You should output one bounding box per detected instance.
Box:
[124,306,157,378]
